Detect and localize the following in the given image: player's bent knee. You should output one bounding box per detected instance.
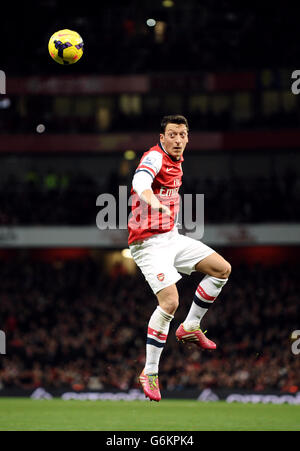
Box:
[160,297,179,315]
[156,284,179,315]
[222,261,232,279]
[157,293,179,315]
[213,261,232,279]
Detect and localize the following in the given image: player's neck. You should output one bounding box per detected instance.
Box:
[159,141,181,161]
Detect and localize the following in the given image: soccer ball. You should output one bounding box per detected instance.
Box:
[48,29,83,65]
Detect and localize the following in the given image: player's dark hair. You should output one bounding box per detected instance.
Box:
[160,115,189,133]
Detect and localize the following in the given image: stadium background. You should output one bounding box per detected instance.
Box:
[0,0,299,403]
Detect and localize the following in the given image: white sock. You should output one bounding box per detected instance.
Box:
[183,275,228,331]
[145,306,173,375]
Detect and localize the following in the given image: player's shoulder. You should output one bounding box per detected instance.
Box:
[142,144,163,161]
[139,144,163,172]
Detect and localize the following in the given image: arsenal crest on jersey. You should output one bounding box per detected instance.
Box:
[157,273,165,282]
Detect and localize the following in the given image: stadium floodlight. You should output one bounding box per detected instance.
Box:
[146,18,156,27]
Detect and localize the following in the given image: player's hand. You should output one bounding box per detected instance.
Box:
[159,204,172,216]
[140,190,172,216]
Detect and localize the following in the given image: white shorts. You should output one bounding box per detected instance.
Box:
[129,228,215,294]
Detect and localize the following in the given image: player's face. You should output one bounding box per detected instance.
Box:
[160,123,189,160]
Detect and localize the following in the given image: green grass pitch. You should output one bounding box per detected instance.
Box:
[0,398,299,431]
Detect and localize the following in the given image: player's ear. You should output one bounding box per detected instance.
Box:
[160,133,164,143]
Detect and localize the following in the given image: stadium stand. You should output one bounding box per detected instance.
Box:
[0,0,299,400]
[0,254,299,393]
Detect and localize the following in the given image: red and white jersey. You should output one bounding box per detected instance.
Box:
[128,142,183,245]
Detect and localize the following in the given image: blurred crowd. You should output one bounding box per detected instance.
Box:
[2,1,299,76]
[1,3,299,136]
[1,0,299,395]
[0,255,299,393]
[0,169,299,225]
[0,93,298,135]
